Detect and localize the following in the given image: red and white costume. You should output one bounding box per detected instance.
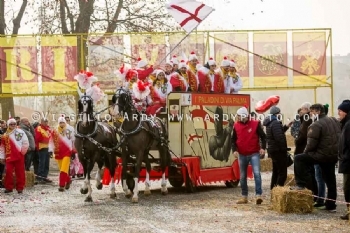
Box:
[186,52,199,92]
[136,57,154,82]
[146,70,173,115]
[171,60,188,91]
[0,118,29,192]
[220,57,234,94]
[197,58,225,93]
[229,60,243,94]
[131,80,152,112]
[49,116,75,188]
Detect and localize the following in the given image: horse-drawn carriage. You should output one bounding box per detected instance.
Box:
[77,89,252,202]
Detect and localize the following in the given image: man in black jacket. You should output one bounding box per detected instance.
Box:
[263,106,291,189]
[338,100,350,220]
[294,104,341,212]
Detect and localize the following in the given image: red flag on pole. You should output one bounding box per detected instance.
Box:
[166,0,214,33]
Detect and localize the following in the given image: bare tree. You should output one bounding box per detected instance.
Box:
[0,0,29,120]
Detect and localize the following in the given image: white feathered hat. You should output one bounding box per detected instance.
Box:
[74,70,98,89]
[132,80,150,100]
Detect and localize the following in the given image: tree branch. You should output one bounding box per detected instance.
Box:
[0,0,5,34]
[63,0,75,33]
[12,0,28,35]
[59,0,69,34]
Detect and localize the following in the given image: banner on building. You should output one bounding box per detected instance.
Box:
[41,36,78,93]
[168,33,205,64]
[87,35,124,91]
[130,34,166,68]
[0,37,39,93]
[292,32,327,86]
[253,33,288,86]
[213,33,249,87]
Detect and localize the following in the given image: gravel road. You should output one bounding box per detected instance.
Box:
[0,162,349,233]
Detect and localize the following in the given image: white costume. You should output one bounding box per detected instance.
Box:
[131,80,152,112]
[229,60,243,94]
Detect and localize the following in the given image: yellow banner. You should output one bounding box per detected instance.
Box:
[168,33,205,63]
[292,32,327,86]
[40,36,78,93]
[0,37,39,93]
[253,33,288,87]
[213,33,249,87]
[130,34,166,67]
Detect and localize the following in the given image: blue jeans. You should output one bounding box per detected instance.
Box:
[314,164,326,204]
[238,153,262,197]
[37,148,50,180]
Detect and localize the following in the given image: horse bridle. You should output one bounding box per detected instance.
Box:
[79,95,94,115]
[114,88,135,115]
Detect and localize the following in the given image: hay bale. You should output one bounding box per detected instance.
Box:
[286,135,295,148]
[285,174,296,186]
[260,158,272,172]
[271,186,314,213]
[2,171,35,188]
[25,171,35,187]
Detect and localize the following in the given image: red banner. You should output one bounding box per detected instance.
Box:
[0,37,38,93]
[41,36,78,93]
[253,33,288,86]
[87,35,124,91]
[192,93,250,106]
[292,32,327,86]
[168,33,205,64]
[130,34,166,68]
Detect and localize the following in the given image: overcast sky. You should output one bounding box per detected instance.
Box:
[11,0,350,56]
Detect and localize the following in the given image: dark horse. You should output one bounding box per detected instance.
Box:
[75,94,119,202]
[112,88,171,203]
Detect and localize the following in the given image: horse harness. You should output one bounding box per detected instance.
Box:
[75,122,123,155]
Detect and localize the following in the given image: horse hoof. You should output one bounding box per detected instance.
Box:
[110,193,117,199]
[125,193,132,199]
[96,183,103,190]
[84,196,93,202]
[80,188,88,195]
[144,190,151,196]
[161,190,168,195]
[131,197,138,203]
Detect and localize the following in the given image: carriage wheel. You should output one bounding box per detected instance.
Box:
[225,180,239,188]
[168,165,184,188]
[126,173,135,191]
[185,170,196,193]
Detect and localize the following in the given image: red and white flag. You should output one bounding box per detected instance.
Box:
[166,0,214,33]
[187,133,203,145]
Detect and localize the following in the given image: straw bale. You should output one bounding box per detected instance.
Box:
[2,171,35,188]
[271,186,314,213]
[284,174,296,186]
[25,171,35,187]
[260,158,272,172]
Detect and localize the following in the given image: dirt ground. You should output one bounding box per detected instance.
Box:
[0,158,349,233]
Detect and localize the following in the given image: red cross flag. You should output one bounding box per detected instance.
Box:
[166,0,214,33]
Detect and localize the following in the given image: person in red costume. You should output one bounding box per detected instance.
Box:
[49,116,75,192]
[146,69,173,116]
[0,118,29,194]
[186,51,199,92]
[168,60,187,91]
[177,60,189,91]
[136,57,154,82]
[35,118,53,184]
[131,80,152,113]
[197,58,225,93]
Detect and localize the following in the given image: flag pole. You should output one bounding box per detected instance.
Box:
[158,9,214,66]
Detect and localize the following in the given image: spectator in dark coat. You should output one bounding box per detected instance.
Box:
[290,108,302,139]
[294,102,313,155]
[338,100,350,220]
[294,104,341,212]
[19,118,36,171]
[263,106,292,189]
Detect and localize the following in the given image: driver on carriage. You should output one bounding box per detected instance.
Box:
[131,79,152,114]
